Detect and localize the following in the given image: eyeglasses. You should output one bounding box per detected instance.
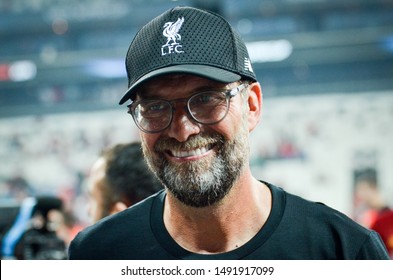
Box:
[127,83,248,133]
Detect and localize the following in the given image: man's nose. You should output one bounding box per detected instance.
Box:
[166,106,201,142]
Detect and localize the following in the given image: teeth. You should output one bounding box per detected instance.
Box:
[172,146,209,158]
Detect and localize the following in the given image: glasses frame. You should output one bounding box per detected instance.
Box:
[127,83,249,133]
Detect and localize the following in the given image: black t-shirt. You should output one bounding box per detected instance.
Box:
[69,182,389,259]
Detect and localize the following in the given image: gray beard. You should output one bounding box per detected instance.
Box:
[143,132,249,208]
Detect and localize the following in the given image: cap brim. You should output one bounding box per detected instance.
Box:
[119,64,241,104]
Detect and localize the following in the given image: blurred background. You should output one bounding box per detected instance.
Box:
[1,0,393,257]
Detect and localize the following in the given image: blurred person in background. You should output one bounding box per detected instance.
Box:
[1,196,67,259]
[69,6,389,260]
[0,177,31,244]
[354,169,391,227]
[2,176,34,203]
[86,142,162,223]
[48,209,84,251]
[370,209,393,259]
[353,169,393,258]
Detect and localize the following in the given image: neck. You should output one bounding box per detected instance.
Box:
[163,173,271,254]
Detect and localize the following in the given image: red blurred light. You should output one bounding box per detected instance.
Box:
[0,64,10,81]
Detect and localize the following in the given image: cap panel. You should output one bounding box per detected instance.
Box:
[125,13,169,86]
[170,8,236,69]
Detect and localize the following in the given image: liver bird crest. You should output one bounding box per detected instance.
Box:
[162,17,184,46]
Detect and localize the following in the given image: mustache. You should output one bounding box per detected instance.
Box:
[154,133,224,152]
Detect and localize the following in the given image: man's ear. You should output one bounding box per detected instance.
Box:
[247,82,262,132]
[110,201,128,215]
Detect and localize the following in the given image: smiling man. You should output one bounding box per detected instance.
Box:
[68,6,389,260]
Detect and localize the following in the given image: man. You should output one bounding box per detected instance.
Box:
[87,142,162,223]
[69,6,389,259]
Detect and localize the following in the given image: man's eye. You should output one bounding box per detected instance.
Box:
[141,101,167,116]
[148,103,165,111]
[193,93,213,104]
[192,92,223,106]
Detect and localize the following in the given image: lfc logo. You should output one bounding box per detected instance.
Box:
[161,17,185,56]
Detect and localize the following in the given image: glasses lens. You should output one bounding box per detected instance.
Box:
[133,100,172,132]
[188,91,228,124]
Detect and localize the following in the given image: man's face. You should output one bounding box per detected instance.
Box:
[137,75,251,207]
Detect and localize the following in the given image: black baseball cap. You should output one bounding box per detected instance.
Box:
[119,6,257,105]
